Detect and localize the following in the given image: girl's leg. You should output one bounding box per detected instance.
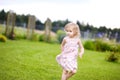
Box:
[66,69,77,79]
[61,70,68,80]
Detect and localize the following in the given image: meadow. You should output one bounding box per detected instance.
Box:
[0,40,120,80]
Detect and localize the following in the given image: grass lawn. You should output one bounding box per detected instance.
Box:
[0,40,120,80]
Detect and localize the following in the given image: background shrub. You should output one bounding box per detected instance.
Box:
[116,44,120,53]
[106,52,119,62]
[84,39,120,53]
[39,34,45,41]
[50,36,59,43]
[84,40,96,50]
[94,40,111,52]
[109,45,118,52]
[14,33,26,40]
[56,30,66,43]
[0,34,7,42]
[31,33,40,41]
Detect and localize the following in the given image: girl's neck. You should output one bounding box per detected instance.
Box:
[68,36,77,39]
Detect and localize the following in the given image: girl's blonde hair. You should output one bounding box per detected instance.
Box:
[64,22,81,38]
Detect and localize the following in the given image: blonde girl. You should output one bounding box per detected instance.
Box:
[56,22,84,80]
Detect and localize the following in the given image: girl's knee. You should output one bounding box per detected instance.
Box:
[63,70,68,74]
[72,69,77,74]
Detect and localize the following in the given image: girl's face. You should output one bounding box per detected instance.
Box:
[65,27,74,37]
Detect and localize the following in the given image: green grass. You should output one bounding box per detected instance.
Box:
[0,40,120,80]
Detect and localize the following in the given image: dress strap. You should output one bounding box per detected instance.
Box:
[64,36,69,42]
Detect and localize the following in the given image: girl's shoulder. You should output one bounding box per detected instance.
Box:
[76,38,80,43]
[62,36,69,42]
[63,36,68,40]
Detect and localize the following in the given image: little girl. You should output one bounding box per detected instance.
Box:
[56,22,84,80]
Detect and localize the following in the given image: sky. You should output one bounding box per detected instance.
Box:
[0,0,120,29]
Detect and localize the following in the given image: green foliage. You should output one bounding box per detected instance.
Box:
[84,40,96,50]
[14,28,26,40]
[106,52,119,62]
[94,40,111,52]
[0,34,7,42]
[39,34,45,41]
[38,34,58,43]
[0,24,5,34]
[84,39,120,53]
[115,44,120,52]
[84,40,120,62]
[31,33,40,41]
[14,33,26,40]
[50,36,59,43]
[56,30,66,43]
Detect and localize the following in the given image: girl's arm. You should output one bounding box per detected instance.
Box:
[60,37,66,51]
[78,39,84,58]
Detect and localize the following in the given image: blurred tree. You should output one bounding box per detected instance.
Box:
[16,15,21,23]
[16,14,28,27]
[76,20,84,31]
[52,19,70,27]
[98,26,107,33]
[36,19,43,25]
[0,9,7,23]
[86,23,91,31]
[21,14,28,23]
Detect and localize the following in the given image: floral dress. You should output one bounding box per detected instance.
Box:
[56,36,79,71]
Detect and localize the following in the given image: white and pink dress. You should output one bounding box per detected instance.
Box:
[56,36,79,71]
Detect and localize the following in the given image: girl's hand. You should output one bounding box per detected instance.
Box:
[78,39,84,59]
[79,53,83,59]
